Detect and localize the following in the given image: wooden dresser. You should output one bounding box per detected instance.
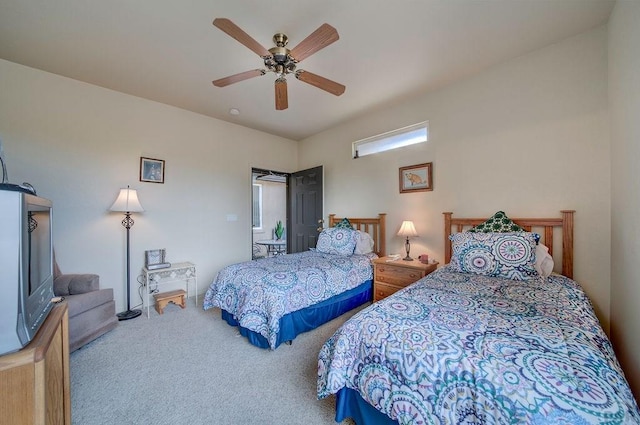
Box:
[372,257,438,301]
[0,302,71,425]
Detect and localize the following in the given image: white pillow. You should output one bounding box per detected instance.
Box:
[534,243,554,277]
[354,230,375,255]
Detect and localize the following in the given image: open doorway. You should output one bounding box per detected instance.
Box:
[252,168,288,259]
[251,165,324,258]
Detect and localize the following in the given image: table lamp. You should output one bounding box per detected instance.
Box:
[110,185,144,320]
[397,220,418,261]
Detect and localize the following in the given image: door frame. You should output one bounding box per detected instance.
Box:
[251,168,289,257]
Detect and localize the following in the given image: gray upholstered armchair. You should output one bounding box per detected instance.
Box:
[53,258,118,352]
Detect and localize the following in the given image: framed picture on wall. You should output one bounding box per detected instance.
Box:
[140,157,165,183]
[399,162,433,193]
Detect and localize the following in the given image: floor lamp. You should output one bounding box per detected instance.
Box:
[110,186,144,320]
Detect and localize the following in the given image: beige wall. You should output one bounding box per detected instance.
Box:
[0,59,298,313]
[609,0,640,398]
[299,27,611,329]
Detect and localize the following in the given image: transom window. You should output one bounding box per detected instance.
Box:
[352,121,428,158]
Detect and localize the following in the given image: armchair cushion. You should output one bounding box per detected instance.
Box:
[54,274,100,296]
[52,253,117,351]
[66,288,115,318]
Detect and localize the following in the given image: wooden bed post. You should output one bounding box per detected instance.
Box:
[378,213,386,257]
[443,212,452,264]
[561,210,575,279]
[327,214,335,230]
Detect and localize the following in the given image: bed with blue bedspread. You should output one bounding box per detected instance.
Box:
[317,211,640,424]
[203,214,386,349]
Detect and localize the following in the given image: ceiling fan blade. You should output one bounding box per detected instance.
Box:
[289,23,339,63]
[213,18,270,58]
[275,78,288,110]
[295,70,345,96]
[212,69,265,87]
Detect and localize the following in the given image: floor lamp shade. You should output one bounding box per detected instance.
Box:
[110,186,144,320]
[110,187,144,213]
[397,220,418,261]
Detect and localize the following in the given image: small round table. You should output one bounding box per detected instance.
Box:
[255,239,287,256]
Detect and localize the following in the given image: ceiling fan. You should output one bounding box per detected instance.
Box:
[211,18,346,111]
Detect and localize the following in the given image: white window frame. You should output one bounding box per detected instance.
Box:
[352,121,428,158]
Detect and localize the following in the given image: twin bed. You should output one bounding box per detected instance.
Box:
[318,211,640,424]
[203,213,386,349]
[204,210,639,423]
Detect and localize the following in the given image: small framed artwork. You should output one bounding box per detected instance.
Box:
[140,157,165,183]
[399,162,433,193]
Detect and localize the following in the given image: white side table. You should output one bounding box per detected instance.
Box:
[142,262,197,318]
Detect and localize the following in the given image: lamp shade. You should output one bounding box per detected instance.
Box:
[110,187,144,213]
[397,220,418,238]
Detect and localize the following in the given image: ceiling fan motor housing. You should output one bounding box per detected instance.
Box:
[266,35,296,75]
[268,46,290,64]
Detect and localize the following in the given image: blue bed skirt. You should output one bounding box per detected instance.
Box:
[336,387,398,425]
[221,279,372,349]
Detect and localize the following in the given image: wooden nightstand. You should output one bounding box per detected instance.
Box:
[372,257,438,301]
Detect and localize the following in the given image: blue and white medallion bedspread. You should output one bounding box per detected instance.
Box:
[318,267,640,424]
[203,251,376,349]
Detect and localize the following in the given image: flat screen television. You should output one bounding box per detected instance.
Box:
[0,190,54,355]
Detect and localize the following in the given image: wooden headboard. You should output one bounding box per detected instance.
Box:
[443,211,575,278]
[328,213,386,257]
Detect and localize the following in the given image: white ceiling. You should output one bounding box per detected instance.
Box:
[0,0,615,141]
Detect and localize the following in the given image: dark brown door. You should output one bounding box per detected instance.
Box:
[287,166,323,253]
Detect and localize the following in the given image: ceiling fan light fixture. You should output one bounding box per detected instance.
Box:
[285,62,296,72]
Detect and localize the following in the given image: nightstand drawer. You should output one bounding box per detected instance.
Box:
[372,258,438,302]
[375,264,425,286]
[374,282,403,302]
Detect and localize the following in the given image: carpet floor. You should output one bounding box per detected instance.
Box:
[70,298,364,425]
